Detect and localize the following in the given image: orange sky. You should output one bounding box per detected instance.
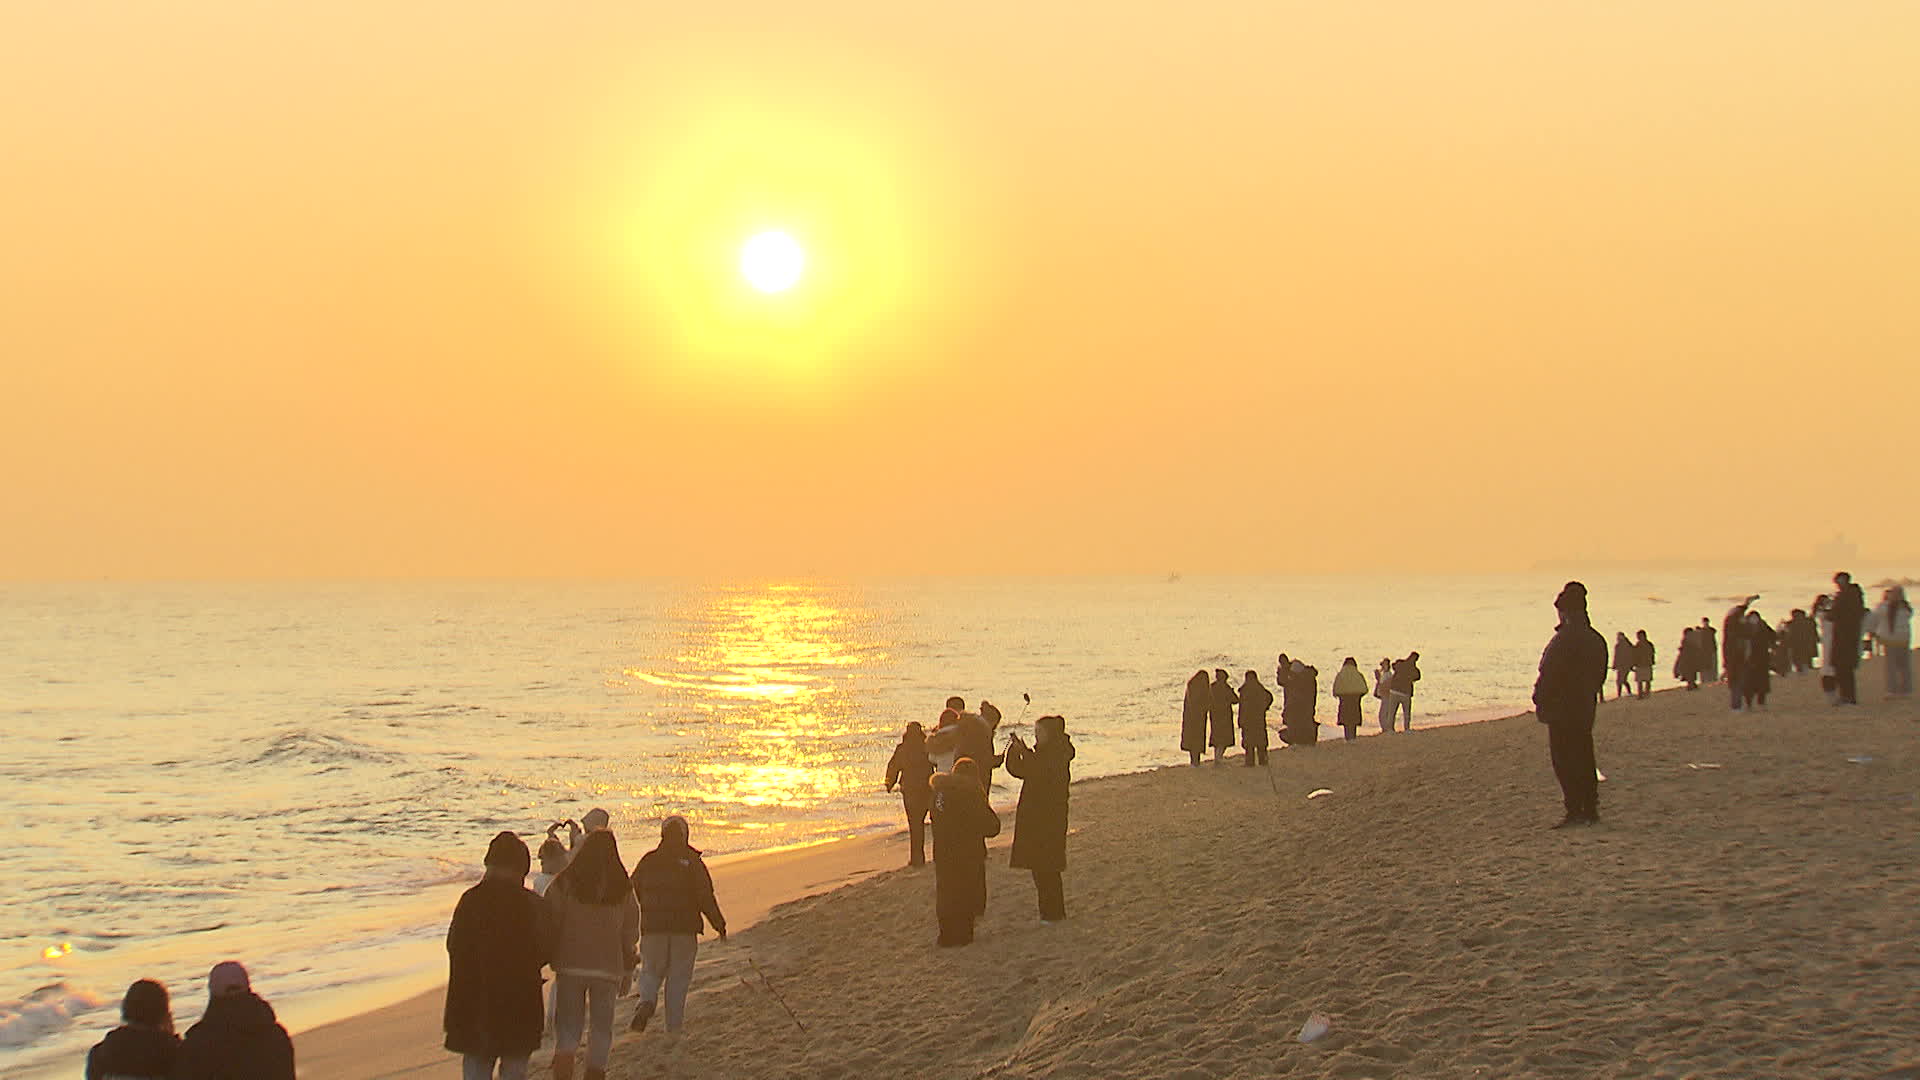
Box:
[4,2,1916,578]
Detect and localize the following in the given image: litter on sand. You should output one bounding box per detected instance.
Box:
[1595,769,1607,782]
[1846,755,1874,765]
[1686,762,1723,770]
[1298,1013,1332,1043]
[1306,788,1334,800]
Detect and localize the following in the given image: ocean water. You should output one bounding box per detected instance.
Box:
[0,569,1891,1075]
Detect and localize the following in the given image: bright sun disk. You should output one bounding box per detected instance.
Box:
[740,230,806,294]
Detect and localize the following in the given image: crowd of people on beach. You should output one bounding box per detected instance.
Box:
[1176,651,1424,763]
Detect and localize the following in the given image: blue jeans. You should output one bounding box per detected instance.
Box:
[637,933,700,1032]
[553,973,619,1069]
[463,1055,529,1080]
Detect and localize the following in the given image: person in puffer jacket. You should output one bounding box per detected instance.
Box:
[930,758,1001,946]
[627,816,726,1037]
[173,962,294,1080]
[86,979,178,1080]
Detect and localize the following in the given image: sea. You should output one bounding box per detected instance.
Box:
[0,568,1898,1075]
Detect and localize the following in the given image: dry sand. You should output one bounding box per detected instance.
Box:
[303,655,1920,1079]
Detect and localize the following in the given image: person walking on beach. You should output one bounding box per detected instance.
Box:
[1632,630,1655,699]
[1867,585,1913,696]
[1236,670,1273,765]
[1207,668,1238,764]
[1281,659,1320,746]
[1831,572,1867,704]
[1385,652,1420,730]
[1181,670,1210,766]
[1004,715,1074,923]
[1331,657,1368,740]
[1700,618,1719,683]
[445,832,550,1080]
[86,979,178,1080]
[930,757,1000,946]
[546,830,638,1080]
[174,962,295,1080]
[885,721,936,866]
[1533,582,1609,828]
[628,816,726,1036]
[1373,658,1394,733]
[1674,627,1700,690]
[1611,633,1634,699]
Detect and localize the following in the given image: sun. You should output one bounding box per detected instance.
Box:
[739,230,806,294]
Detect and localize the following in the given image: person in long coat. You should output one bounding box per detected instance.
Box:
[1723,598,1755,710]
[1236,671,1273,765]
[445,831,552,1079]
[930,757,1000,946]
[1180,670,1210,766]
[1280,660,1319,746]
[1534,582,1609,828]
[1331,657,1369,740]
[885,722,935,866]
[1740,611,1776,708]
[1004,714,1074,922]
[1207,669,1238,764]
[1611,633,1634,700]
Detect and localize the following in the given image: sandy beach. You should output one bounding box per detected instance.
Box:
[298,655,1919,1079]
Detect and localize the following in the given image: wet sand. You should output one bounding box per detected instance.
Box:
[301,655,1920,1079]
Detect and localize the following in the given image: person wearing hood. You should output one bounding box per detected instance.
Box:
[1611,633,1634,699]
[1740,610,1776,709]
[1699,618,1719,683]
[173,962,294,1080]
[930,757,1001,946]
[1236,671,1273,765]
[1532,581,1609,829]
[1207,669,1238,764]
[1866,586,1913,696]
[1280,660,1319,746]
[1830,572,1867,704]
[444,831,550,1080]
[1004,715,1074,922]
[1632,630,1655,699]
[628,816,726,1037]
[885,722,936,866]
[1331,658,1369,741]
[1180,669,1210,766]
[86,979,178,1080]
[1373,658,1394,733]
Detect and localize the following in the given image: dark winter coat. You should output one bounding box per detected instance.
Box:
[632,842,726,937]
[1390,659,1421,696]
[174,993,294,1080]
[1236,680,1273,751]
[1613,639,1634,673]
[1180,672,1210,752]
[1207,678,1238,748]
[1634,639,1655,670]
[930,772,1001,920]
[1832,584,1867,667]
[1281,666,1319,745]
[1005,736,1073,873]
[1533,613,1609,727]
[86,1024,178,1080]
[1722,607,1749,678]
[1787,613,1819,664]
[444,876,550,1059]
[885,739,934,812]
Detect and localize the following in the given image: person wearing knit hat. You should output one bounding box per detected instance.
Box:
[444,831,548,1080]
[1533,581,1610,828]
[175,962,294,1080]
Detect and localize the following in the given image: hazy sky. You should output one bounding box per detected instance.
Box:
[5,2,1916,578]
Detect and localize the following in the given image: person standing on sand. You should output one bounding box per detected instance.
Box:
[1830,572,1867,705]
[1740,611,1775,709]
[1332,657,1369,741]
[1814,594,1839,703]
[928,708,962,774]
[885,721,936,866]
[174,962,295,1080]
[945,697,998,793]
[1785,609,1819,674]
[1236,670,1273,765]
[1723,598,1755,711]
[1633,630,1655,699]
[1207,669,1238,764]
[1866,586,1913,696]
[1611,633,1634,700]
[1386,652,1420,730]
[1674,627,1699,690]
[1533,582,1609,828]
[1281,659,1320,746]
[1699,618,1719,683]
[930,757,1001,946]
[1181,670,1210,766]
[978,700,1005,791]
[546,830,638,1080]
[85,979,178,1080]
[628,816,726,1037]
[445,832,550,1080]
[1005,715,1074,923]
[1373,658,1394,733]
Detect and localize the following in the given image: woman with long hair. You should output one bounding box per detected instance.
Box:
[87,980,178,1080]
[547,829,638,1080]
[1870,585,1913,696]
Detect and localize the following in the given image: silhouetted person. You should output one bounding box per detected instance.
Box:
[1723,597,1756,710]
[445,832,549,1080]
[927,707,961,774]
[930,757,1000,946]
[1700,618,1719,683]
[1005,715,1073,922]
[629,816,725,1036]
[547,830,638,1080]
[946,697,997,793]
[1633,630,1655,699]
[1533,581,1609,829]
[1236,670,1272,765]
[1785,609,1818,673]
[1181,670,1210,766]
[1386,652,1420,730]
[1740,611,1775,709]
[175,962,294,1080]
[1373,658,1394,733]
[87,980,178,1080]
[1830,572,1866,704]
[1868,585,1912,696]
[1612,633,1634,699]
[1675,627,1700,690]
[1281,659,1319,746]
[978,699,1005,790]
[1814,594,1839,702]
[885,722,935,866]
[1331,657,1368,741]
[1207,668,1238,764]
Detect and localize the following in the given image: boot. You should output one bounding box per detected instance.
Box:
[551,1053,575,1080]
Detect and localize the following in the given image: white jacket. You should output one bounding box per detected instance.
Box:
[1867,602,1913,645]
